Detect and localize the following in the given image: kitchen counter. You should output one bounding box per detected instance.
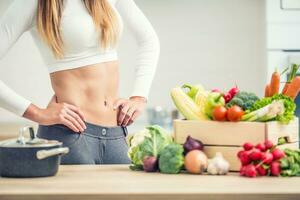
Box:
[0,165,300,200]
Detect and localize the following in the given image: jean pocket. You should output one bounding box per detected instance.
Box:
[37,124,83,148]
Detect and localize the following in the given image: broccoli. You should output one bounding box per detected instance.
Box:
[158,143,184,174]
[226,91,259,110]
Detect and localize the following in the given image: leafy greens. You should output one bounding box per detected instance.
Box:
[128,125,173,170]
[250,94,296,123]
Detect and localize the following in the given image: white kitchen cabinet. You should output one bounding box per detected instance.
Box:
[281,0,300,9]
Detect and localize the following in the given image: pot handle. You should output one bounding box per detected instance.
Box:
[17,126,35,145]
[36,147,69,160]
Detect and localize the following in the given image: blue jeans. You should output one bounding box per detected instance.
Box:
[37,122,131,164]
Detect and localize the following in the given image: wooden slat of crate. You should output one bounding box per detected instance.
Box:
[266,118,299,144]
[203,146,243,172]
[174,120,265,145]
[204,142,299,171]
[174,118,299,145]
[277,142,299,150]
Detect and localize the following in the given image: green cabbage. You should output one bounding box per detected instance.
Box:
[128,125,173,170]
[158,143,184,174]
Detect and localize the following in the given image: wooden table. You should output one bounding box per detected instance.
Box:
[0,165,300,200]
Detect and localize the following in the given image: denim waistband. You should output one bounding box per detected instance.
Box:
[53,122,128,139]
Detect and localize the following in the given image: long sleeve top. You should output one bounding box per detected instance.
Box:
[0,0,160,116]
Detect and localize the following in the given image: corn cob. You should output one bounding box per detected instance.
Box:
[171,87,208,120]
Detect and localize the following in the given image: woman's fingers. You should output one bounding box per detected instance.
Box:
[61,118,80,133]
[65,103,86,121]
[59,103,86,133]
[122,107,136,126]
[66,108,87,130]
[127,110,139,126]
[39,99,88,133]
[113,99,127,110]
[118,103,130,125]
[63,114,84,133]
[115,97,146,126]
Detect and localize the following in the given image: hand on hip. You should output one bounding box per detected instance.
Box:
[113,96,146,126]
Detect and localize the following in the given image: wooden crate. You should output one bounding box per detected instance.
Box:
[174,118,299,171]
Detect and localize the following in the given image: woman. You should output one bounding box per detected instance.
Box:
[0,0,159,164]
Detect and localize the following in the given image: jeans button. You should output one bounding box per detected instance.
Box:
[102,129,107,136]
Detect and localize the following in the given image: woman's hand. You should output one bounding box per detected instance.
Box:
[23,96,86,133]
[113,96,147,126]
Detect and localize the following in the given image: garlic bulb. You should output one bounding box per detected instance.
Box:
[207,152,230,175]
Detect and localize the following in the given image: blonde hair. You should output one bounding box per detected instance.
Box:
[37,0,119,58]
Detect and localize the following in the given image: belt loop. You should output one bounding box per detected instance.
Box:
[122,126,128,137]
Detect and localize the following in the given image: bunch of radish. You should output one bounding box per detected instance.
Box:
[237,140,285,177]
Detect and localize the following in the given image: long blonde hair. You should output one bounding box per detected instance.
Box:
[37,0,120,58]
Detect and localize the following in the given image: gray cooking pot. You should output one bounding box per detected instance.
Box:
[0,126,69,178]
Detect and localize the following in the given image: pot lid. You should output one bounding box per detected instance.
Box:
[0,127,61,148]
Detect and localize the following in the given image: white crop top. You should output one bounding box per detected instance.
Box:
[0,0,160,116]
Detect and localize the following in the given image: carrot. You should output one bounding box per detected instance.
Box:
[282,64,300,95]
[282,83,290,95]
[270,71,280,96]
[265,84,271,97]
[285,76,300,100]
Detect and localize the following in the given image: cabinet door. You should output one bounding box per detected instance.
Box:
[281,0,300,10]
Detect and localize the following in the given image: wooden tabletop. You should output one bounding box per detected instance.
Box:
[0,165,300,200]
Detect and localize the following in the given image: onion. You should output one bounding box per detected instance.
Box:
[184,150,208,174]
[143,156,158,172]
[183,135,204,154]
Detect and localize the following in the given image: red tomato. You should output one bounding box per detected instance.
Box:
[227,105,244,122]
[212,106,227,121]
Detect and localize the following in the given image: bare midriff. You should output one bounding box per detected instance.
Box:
[50,61,120,126]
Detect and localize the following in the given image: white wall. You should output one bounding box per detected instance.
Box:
[0,0,266,123]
